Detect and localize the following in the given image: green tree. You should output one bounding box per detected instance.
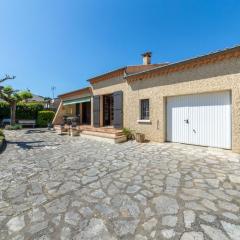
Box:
[0,86,32,125]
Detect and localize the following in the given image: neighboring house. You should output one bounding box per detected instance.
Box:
[24,94,60,110]
[53,46,240,152]
[1,93,60,111]
[25,94,46,103]
[50,98,61,111]
[0,94,46,105]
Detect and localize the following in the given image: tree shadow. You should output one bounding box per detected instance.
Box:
[0,140,7,154]
[7,140,60,150]
[24,129,48,134]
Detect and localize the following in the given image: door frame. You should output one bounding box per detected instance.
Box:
[103,94,114,126]
[82,101,91,125]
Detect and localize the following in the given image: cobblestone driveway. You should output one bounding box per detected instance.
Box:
[0,129,240,240]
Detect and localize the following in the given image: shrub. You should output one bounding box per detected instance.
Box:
[16,103,44,120]
[123,128,135,140]
[5,124,22,130]
[0,129,4,137]
[37,111,55,127]
[0,102,44,120]
[0,102,10,119]
[0,129,5,146]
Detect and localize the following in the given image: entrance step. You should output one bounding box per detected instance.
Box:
[81,133,127,143]
[54,125,127,143]
[80,127,127,143]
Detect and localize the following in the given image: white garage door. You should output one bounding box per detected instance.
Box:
[167,91,231,149]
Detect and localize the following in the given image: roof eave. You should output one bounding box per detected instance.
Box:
[58,87,92,98]
[88,67,127,84]
[126,45,240,80]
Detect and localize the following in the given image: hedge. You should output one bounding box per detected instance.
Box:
[0,102,44,120]
[37,111,55,127]
[0,129,5,141]
[5,124,22,130]
[0,129,4,137]
[0,129,5,153]
[0,102,9,119]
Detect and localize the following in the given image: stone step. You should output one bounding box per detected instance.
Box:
[81,130,127,143]
[80,126,123,135]
[81,130,124,138]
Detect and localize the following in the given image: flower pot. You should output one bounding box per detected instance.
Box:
[69,128,79,137]
[135,133,145,143]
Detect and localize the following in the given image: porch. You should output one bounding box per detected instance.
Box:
[80,125,126,143]
[53,94,92,126]
[54,124,127,143]
[63,97,91,125]
[53,88,126,143]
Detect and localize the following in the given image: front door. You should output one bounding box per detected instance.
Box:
[103,94,114,126]
[76,103,80,117]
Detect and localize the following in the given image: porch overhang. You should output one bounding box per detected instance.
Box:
[63,97,91,106]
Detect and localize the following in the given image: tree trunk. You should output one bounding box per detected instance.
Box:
[10,102,16,125]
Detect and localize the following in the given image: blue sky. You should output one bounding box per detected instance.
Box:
[0,0,240,97]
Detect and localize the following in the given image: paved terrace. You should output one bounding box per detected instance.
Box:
[0,129,240,240]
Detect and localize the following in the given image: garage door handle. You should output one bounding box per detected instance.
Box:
[184,119,189,124]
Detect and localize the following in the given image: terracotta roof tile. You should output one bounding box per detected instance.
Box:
[127,45,240,81]
[58,87,92,99]
[88,63,168,84]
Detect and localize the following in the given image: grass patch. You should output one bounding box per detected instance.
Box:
[5,124,22,130]
[0,129,4,136]
[0,131,5,153]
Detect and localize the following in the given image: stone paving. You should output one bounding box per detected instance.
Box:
[0,129,240,240]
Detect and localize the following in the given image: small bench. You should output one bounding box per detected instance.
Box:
[1,118,11,126]
[18,120,36,128]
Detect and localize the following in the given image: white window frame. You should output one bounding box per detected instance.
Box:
[138,99,151,123]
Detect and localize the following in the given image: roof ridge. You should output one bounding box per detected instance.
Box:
[126,44,240,78]
[88,64,169,83]
[58,87,92,97]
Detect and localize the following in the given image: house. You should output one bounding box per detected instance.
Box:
[49,98,61,111]
[26,93,46,103]
[1,93,60,111]
[53,87,93,126]
[25,94,60,111]
[53,45,240,152]
[0,94,47,106]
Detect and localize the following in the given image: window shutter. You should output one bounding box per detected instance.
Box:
[113,91,123,129]
[93,95,100,127]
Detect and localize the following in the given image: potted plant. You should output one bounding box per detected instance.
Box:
[135,132,145,143]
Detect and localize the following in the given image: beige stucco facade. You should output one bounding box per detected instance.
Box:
[53,47,240,152]
[92,57,240,152]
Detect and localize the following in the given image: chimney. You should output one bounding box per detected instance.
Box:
[142,51,152,65]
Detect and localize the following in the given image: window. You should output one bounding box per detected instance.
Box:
[65,106,73,115]
[140,99,149,120]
